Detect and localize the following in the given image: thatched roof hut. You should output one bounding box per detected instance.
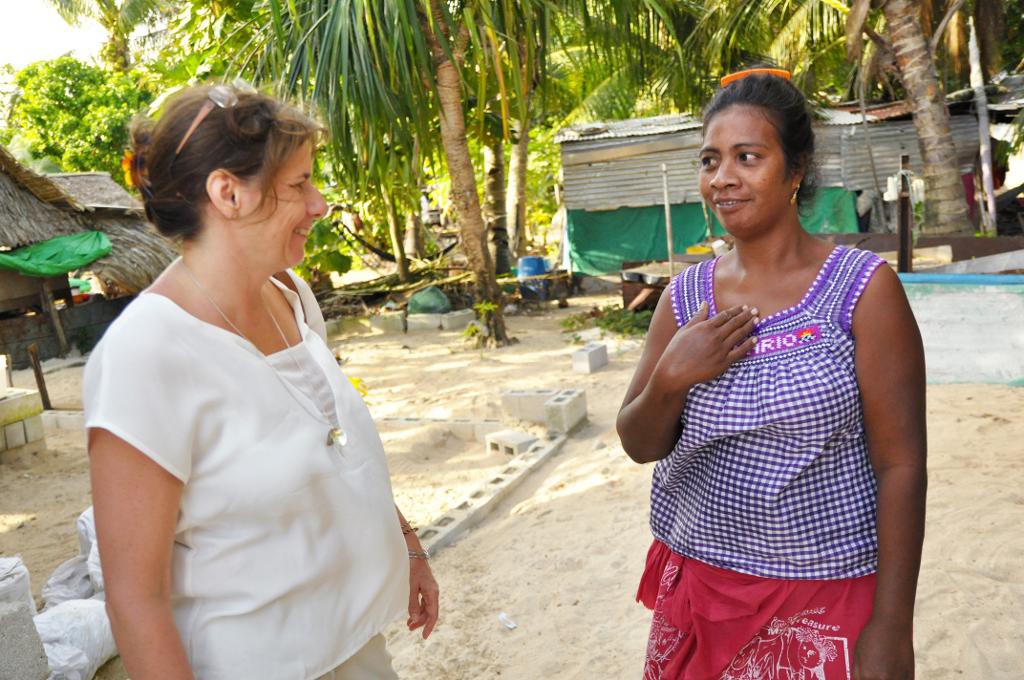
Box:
[0,146,176,294]
[49,172,143,211]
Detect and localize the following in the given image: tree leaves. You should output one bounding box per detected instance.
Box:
[8,57,155,184]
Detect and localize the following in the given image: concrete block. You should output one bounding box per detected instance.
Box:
[406,313,442,331]
[499,390,526,418]
[0,602,49,680]
[521,389,559,423]
[485,429,538,456]
[23,415,44,443]
[447,418,476,441]
[418,434,568,556]
[370,312,405,333]
[40,411,57,430]
[572,342,609,373]
[472,419,503,442]
[56,411,85,431]
[0,389,43,428]
[500,388,558,423]
[544,388,588,433]
[4,421,27,449]
[441,309,475,331]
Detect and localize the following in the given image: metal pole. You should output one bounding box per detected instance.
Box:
[898,154,913,273]
[661,163,675,278]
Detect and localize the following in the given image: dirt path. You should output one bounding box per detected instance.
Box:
[3,294,1022,678]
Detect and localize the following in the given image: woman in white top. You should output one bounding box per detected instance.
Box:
[84,84,438,679]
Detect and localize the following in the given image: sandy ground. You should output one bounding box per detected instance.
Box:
[2,292,1023,678]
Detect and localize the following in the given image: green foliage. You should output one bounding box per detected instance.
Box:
[150,1,260,86]
[561,305,653,337]
[462,301,495,343]
[525,128,561,241]
[47,0,168,71]
[293,217,355,286]
[8,57,154,182]
[2,134,63,173]
[473,300,499,315]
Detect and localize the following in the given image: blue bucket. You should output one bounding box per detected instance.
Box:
[517,256,549,278]
[517,256,550,300]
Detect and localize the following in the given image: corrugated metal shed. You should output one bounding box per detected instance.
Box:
[837,115,979,188]
[562,132,704,211]
[559,111,980,211]
[554,114,701,144]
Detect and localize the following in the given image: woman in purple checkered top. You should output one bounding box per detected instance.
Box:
[618,69,926,679]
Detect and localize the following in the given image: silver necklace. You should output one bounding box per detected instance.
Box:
[179,259,347,447]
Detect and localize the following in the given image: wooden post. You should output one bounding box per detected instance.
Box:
[898,155,913,273]
[661,164,675,278]
[26,344,52,411]
[40,278,69,357]
[968,17,997,235]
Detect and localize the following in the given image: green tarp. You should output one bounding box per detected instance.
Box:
[0,231,112,277]
[566,187,860,275]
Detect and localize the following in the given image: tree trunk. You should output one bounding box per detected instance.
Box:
[404,210,424,259]
[506,118,531,258]
[883,0,970,234]
[426,5,509,345]
[483,140,512,275]
[973,0,1003,80]
[968,17,996,235]
[384,193,410,283]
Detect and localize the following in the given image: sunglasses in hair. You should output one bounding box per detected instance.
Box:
[174,82,256,157]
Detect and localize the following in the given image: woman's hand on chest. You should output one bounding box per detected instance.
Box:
[652,302,759,391]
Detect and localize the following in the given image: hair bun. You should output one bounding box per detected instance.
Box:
[229,100,275,143]
[127,118,155,199]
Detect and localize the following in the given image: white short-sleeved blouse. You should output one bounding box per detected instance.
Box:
[83,272,408,680]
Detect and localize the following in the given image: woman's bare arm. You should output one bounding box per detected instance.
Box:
[89,428,194,680]
[850,266,927,680]
[617,291,757,464]
[395,505,439,639]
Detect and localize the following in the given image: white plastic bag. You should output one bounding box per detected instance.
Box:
[76,506,105,594]
[0,555,37,614]
[86,541,104,595]
[76,507,96,557]
[41,556,94,611]
[34,599,118,680]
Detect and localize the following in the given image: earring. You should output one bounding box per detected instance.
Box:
[790,185,800,205]
[701,199,712,235]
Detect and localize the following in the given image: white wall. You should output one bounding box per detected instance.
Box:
[905,283,1024,385]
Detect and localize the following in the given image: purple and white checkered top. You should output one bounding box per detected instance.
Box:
[650,245,885,579]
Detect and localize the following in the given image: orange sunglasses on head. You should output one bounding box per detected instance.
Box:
[720,68,791,88]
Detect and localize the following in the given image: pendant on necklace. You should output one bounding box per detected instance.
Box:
[327,427,348,447]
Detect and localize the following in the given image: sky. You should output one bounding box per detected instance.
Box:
[0,0,105,71]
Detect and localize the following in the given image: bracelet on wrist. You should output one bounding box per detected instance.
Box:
[408,549,430,560]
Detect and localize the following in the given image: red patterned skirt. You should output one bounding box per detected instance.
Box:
[637,540,876,680]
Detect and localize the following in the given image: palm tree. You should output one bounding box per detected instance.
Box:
[874,0,969,233]
[548,1,979,234]
[246,1,567,345]
[48,0,166,71]
[591,0,972,234]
